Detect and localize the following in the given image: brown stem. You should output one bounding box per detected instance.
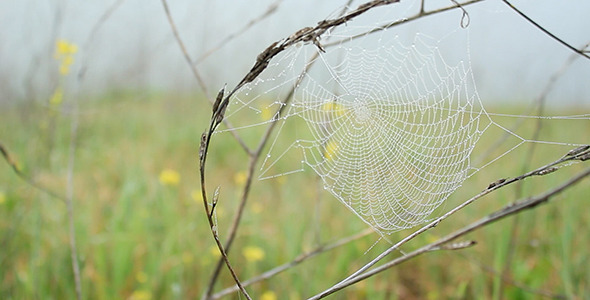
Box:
[309,147,590,299]
[65,103,82,300]
[211,229,374,299]
[311,167,590,299]
[161,0,251,155]
[501,0,590,61]
[195,0,282,65]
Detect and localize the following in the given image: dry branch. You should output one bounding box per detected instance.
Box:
[192,0,590,299]
[161,0,251,155]
[306,144,590,298]
[0,143,67,203]
[195,0,283,65]
[501,0,590,61]
[311,166,590,299]
[211,229,374,299]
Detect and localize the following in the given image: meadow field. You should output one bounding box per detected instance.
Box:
[1,92,589,299]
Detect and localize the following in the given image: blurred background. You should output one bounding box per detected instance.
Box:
[1,0,589,299]
[2,0,590,105]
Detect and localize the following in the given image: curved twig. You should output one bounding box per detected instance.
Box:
[0,143,67,203]
[211,228,374,299]
[200,1,403,299]
[322,0,486,48]
[311,166,590,299]
[195,0,283,65]
[309,145,590,299]
[161,0,251,155]
[501,0,590,61]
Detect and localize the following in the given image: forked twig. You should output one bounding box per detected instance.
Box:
[1,140,82,300]
[496,41,590,297]
[195,0,590,298]
[311,165,590,299]
[0,143,67,203]
[501,0,590,61]
[200,1,403,299]
[161,0,251,155]
[160,0,208,95]
[65,101,82,300]
[463,253,567,299]
[78,0,128,80]
[195,0,283,65]
[211,228,374,299]
[323,0,486,48]
[309,146,590,299]
[473,41,590,167]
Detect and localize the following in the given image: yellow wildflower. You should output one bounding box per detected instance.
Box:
[250,202,263,214]
[181,252,194,264]
[135,271,148,283]
[54,39,78,75]
[209,246,221,258]
[128,290,152,300]
[322,101,344,116]
[191,190,202,203]
[62,55,74,66]
[325,141,338,160]
[260,106,273,121]
[0,191,6,205]
[49,86,64,107]
[59,64,71,76]
[261,291,277,300]
[242,246,265,263]
[159,169,180,186]
[276,175,286,186]
[233,171,248,186]
[55,39,78,56]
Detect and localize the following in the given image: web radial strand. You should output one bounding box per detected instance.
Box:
[289,33,487,234]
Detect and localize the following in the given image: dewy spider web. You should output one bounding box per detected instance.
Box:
[297,36,490,232]
[217,24,586,235]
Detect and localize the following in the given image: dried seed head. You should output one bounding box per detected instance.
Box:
[214,100,228,125]
[289,27,313,41]
[487,178,506,189]
[199,132,207,160]
[535,167,558,176]
[438,240,477,251]
[212,86,225,115]
[566,145,590,157]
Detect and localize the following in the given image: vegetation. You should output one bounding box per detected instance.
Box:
[1,93,588,299]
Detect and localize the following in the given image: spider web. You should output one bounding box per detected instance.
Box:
[217,21,587,235]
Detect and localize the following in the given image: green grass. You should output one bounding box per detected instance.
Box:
[1,93,589,299]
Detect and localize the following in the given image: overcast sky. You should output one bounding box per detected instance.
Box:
[1,0,589,107]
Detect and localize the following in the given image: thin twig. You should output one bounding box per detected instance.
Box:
[65,101,82,300]
[160,0,208,95]
[195,0,283,65]
[203,0,357,295]
[199,133,252,298]
[309,147,590,299]
[78,0,128,80]
[200,2,403,298]
[501,0,590,61]
[311,167,590,299]
[322,0,485,48]
[197,0,590,298]
[160,0,251,155]
[0,143,66,203]
[473,41,590,168]
[462,253,567,299]
[211,228,374,299]
[497,41,579,299]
